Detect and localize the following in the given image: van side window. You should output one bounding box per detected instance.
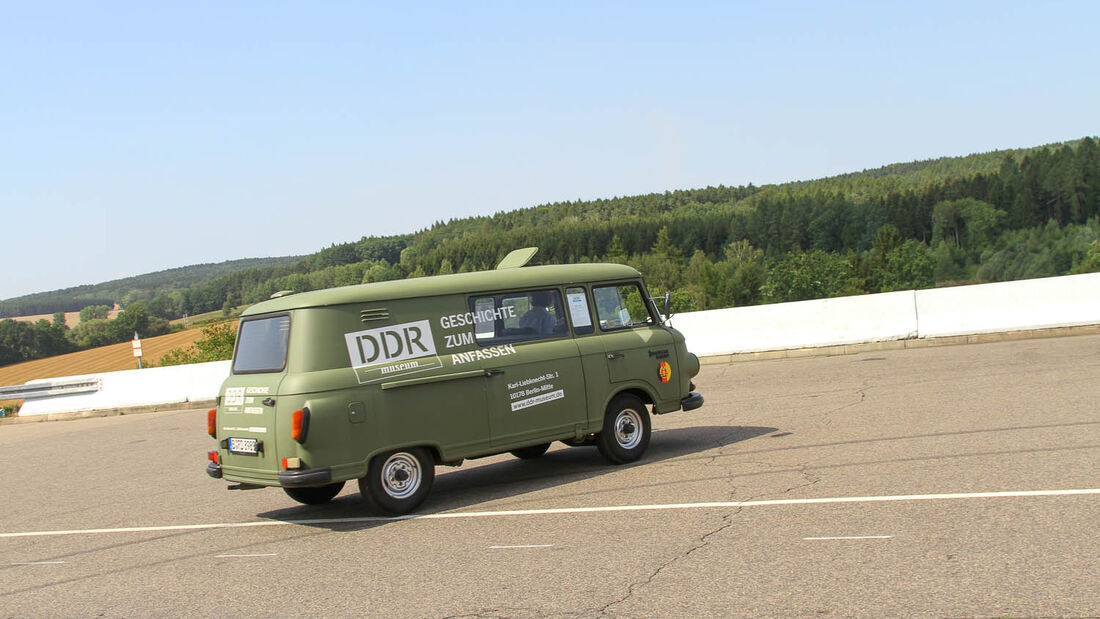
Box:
[565,287,594,335]
[470,289,567,345]
[593,284,655,331]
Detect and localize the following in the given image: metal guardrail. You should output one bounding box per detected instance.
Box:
[0,378,102,400]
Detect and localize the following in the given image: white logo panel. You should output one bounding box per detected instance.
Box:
[345,320,441,384]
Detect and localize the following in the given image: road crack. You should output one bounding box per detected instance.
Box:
[595,509,743,618]
[595,472,760,618]
[785,466,822,494]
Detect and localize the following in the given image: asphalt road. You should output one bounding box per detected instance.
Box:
[1,335,1097,618]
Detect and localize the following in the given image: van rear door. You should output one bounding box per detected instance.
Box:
[216,314,289,485]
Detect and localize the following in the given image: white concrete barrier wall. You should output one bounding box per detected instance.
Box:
[18,361,230,417]
[672,273,1100,356]
[671,290,918,356]
[12,272,1100,416]
[182,360,235,402]
[914,272,1100,338]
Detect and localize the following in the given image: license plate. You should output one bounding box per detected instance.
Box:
[228,437,259,455]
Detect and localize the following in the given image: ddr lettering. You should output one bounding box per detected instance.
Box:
[345,320,437,369]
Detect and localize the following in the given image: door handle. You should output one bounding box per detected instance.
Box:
[607,352,624,360]
[484,368,505,377]
[648,349,669,358]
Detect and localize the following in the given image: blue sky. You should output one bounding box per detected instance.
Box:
[3,1,1098,300]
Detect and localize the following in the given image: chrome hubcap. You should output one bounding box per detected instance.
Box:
[381,453,421,499]
[614,409,643,449]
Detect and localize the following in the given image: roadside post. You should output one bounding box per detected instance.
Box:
[132,332,143,369]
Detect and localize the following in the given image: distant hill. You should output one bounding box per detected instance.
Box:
[6,135,1100,370]
[0,256,301,318]
[3,136,1098,326]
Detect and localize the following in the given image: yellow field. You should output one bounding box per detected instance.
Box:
[0,324,235,409]
[9,308,121,329]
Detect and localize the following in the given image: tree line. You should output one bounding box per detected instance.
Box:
[0,256,299,318]
[161,138,1098,318]
[2,137,1098,368]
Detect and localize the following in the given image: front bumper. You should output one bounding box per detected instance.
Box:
[681,392,704,411]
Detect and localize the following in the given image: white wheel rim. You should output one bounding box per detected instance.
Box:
[614,409,643,449]
[381,452,421,499]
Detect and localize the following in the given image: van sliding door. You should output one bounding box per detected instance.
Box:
[466,290,587,447]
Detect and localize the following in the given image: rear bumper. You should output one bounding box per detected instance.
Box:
[207,461,331,488]
[279,467,333,488]
[681,392,704,411]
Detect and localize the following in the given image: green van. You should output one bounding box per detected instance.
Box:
[206,249,703,514]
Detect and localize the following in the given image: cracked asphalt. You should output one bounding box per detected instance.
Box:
[1,335,1098,618]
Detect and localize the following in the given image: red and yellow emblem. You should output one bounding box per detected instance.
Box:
[658,360,672,383]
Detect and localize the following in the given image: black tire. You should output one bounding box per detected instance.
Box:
[596,394,651,464]
[358,447,435,515]
[510,443,552,459]
[283,481,346,505]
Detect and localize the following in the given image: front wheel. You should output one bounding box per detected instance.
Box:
[358,448,435,515]
[596,394,651,464]
[283,481,345,505]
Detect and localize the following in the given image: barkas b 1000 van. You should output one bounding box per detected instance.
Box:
[206,248,704,514]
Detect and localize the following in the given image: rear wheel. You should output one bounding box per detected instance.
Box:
[359,448,435,515]
[510,443,551,459]
[596,394,651,464]
[283,481,345,505]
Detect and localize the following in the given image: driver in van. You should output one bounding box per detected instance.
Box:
[518,291,556,335]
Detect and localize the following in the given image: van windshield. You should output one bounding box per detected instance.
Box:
[233,315,290,374]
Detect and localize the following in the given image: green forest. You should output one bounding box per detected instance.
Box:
[2,137,1099,367]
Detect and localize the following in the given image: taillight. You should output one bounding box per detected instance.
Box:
[208,450,220,464]
[291,407,310,443]
[207,408,217,438]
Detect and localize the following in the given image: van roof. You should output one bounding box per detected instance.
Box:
[242,262,642,316]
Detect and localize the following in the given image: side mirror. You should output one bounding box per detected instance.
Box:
[663,291,672,322]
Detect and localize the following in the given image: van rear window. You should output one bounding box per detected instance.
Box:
[233,315,290,373]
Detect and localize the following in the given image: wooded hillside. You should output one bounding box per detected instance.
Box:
[3,137,1098,368]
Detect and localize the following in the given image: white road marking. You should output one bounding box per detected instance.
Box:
[489,544,554,549]
[215,553,277,558]
[11,561,65,565]
[804,536,893,541]
[0,488,1096,540]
